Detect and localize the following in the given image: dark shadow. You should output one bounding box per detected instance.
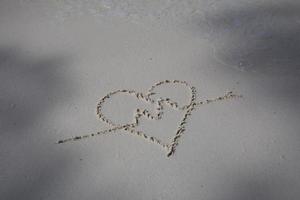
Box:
[0,46,76,199]
[222,177,280,200]
[195,2,300,73]
[209,168,296,200]
[190,2,300,108]
[1,156,72,200]
[0,47,73,136]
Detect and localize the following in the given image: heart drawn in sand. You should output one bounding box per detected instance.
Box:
[58,80,241,157]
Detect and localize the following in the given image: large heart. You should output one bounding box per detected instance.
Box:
[96,80,196,157]
[58,80,240,157]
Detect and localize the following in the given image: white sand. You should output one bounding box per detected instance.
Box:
[0,1,299,199]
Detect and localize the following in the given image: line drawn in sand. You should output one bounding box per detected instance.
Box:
[58,80,242,157]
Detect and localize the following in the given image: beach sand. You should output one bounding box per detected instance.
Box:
[0,1,299,199]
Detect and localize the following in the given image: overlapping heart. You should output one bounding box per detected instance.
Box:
[58,80,241,157]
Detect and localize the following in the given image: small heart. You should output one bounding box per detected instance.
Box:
[57,80,241,157]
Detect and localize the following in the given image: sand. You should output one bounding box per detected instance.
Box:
[0,1,299,200]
